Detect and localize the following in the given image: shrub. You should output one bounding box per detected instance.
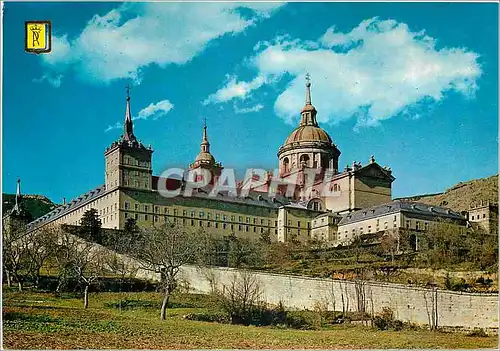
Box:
[184,310,230,324]
[373,307,404,331]
[467,328,488,337]
[285,311,322,330]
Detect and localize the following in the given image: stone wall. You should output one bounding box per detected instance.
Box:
[178,265,498,332]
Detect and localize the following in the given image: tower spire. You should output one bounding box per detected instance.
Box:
[305,72,311,105]
[201,117,210,153]
[123,84,136,142]
[300,73,318,126]
[12,177,21,214]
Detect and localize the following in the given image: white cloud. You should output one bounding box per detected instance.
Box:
[105,99,174,131]
[234,103,265,114]
[137,100,174,120]
[39,2,284,85]
[206,17,482,127]
[105,122,122,132]
[203,75,267,105]
[32,73,64,88]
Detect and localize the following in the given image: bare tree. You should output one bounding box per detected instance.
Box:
[3,220,28,291]
[24,225,59,288]
[381,229,399,264]
[218,270,263,325]
[56,230,108,308]
[135,224,209,320]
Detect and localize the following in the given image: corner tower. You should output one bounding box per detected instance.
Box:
[104,86,153,191]
[277,75,341,176]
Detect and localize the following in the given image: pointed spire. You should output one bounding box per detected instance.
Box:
[12,177,21,214]
[200,117,210,153]
[123,84,136,142]
[300,73,318,126]
[305,72,312,105]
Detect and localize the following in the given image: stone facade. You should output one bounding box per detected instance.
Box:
[26,82,474,246]
[467,202,498,235]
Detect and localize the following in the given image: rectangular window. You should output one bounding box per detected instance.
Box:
[298,221,301,228]
[199,212,204,218]
[145,205,149,212]
[164,208,168,214]
[190,219,194,226]
[253,227,256,232]
[253,218,257,224]
[135,204,139,211]
[215,222,219,228]
[183,210,187,216]
[216,214,220,220]
[135,214,139,220]
[124,202,130,210]
[125,212,129,219]
[394,215,397,222]
[199,220,203,227]
[223,215,227,221]
[231,224,234,230]
[155,207,159,213]
[154,215,159,222]
[238,225,242,231]
[246,226,249,232]
[207,222,211,227]
[231,215,235,222]
[173,209,177,216]
[207,213,211,219]
[145,214,149,221]
[246,217,250,223]
[191,211,195,218]
[223,223,227,229]
[239,216,243,222]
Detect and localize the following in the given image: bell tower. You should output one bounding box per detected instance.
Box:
[104,86,153,191]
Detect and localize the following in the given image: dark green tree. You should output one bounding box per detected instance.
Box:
[79,208,102,243]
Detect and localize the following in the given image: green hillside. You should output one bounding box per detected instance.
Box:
[2,194,58,220]
[397,174,498,213]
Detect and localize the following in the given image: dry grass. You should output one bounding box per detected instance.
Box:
[3,288,497,349]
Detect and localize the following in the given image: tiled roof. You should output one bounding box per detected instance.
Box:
[338,200,466,226]
[27,184,107,230]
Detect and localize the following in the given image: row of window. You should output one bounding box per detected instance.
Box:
[123,156,150,168]
[471,214,487,220]
[123,213,280,234]
[123,203,279,226]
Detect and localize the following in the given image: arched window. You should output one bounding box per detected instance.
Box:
[283,157,290,172]
[299,154,310,167]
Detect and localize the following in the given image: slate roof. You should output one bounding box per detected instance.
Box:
[27,184,107,230]
[28,178,307,229]
[338,200,466,226]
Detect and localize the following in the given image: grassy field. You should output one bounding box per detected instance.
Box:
[2,287,497,349]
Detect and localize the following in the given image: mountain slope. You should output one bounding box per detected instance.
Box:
[397,174,498,213]
[2,194,58,220]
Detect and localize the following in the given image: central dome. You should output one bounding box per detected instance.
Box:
[285,125,332,145]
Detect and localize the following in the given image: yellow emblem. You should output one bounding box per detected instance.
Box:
[25,21,51,54]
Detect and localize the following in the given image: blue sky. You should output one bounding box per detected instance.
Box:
[3,2,498,203]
